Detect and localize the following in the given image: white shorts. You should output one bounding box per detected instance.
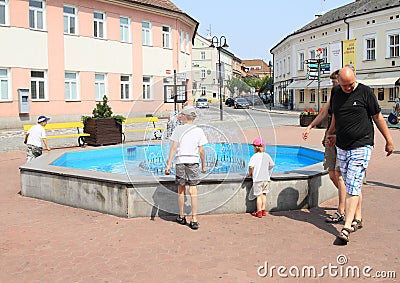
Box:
[252,181,270,198]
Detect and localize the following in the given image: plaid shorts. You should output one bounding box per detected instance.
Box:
[175,163,200,186]
[336,145,372,196]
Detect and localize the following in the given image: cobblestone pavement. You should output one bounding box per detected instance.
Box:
[1,124,399,282]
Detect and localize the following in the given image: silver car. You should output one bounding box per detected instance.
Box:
[196,97,209,108]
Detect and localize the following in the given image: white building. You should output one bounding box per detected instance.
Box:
[271,0,400,113]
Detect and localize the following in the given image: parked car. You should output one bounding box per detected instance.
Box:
[242,95,264,106]
[234,97,250,109]
[196,97,209,108]
[225,97,235,107]
[260,93,271,104]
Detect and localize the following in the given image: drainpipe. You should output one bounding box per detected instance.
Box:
[344,17,350,40]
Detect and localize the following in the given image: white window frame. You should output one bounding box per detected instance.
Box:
[30,70,47,101]
[186,32,190,53]
[95,73,107,101]
[363,34,376,61]
[0,68,11,101]
[387,30,400,58]
[162,25,171,48]
[287,56,291,74]
[321,47,328,63]
[0,0,9,26]
[65,72,79,101]
[201,51,206,60]
[389,88,397,101]
[299,89,305,103]
[63,5,77,35]
[201,86,206,96]
[200,69,206,79]
[322,88,328,103]
[29,0,45,30]
[142,21,152,46]
[142,76,152,100]
[298,52,305,71]
[180,30,185,52]
[94,11,106,39]
[309,49,316,59]
[310,89,315,102]
[120,75,131,100]
[120,16,130,43]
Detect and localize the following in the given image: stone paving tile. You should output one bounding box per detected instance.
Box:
[0,127,399,282]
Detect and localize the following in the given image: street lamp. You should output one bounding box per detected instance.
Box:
[210,35,229,121]
[268,60,273,111]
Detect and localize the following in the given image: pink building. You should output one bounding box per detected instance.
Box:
[0,0,198,128]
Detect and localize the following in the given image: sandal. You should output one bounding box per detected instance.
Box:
[325,211,345,223]
[176,215,187,225]
[351,219,363,231]
[189,221,199,230]
[251,211,263,218]
[337,227,352,242]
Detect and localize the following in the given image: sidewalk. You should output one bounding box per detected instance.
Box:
[0,125,399,282]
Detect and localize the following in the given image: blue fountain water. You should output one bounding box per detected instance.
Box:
[51,144,323,175]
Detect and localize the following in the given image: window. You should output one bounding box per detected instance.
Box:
[364,37,376,60]
[389,88,397,101]
[299,89,305,103]
[287,56,291,73]
[180,30,185,51]
[95,73,106,100]
[298,52,305,71]
[201,51,206,60]
[143,76,151,100]
[201,86,206,96]
[0,69,10,101]
[29,0,45,30]
[378,88,384,100]
[94,11,105,39]
[201,69,206,79]
[0,0,9,26]
[63,5,77,35]
[321,47,328,63]
[65,72,78,100]
[162,25,171,48]
[283,59,286,75]
[388,33,399,57]
[322,89,327,103]
[310,89,315,102]
[142,21,151,46]
[120,75,131,99]
[186,32,190,53]
[120,16,130,43]
[31,71,46,100]
[309,49,316,59]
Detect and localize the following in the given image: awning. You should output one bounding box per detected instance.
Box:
[357,77,400,88]
[286,80,312,89]
[307,79,333,89]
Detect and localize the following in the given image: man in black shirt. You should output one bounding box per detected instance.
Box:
[326,67,394,243]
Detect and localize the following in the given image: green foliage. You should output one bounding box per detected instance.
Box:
[226,77,251,95]
[82,95,126,125]
[243,76,274,93]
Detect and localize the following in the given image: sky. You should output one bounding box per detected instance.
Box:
[171,0,353,61]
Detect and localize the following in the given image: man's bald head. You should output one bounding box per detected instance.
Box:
[338,67,357,94]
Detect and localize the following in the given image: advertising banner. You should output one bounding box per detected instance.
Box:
[342,39,356,71]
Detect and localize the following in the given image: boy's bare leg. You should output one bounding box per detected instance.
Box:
[188,186,198,222]
[261,194,267,211]
[178,185,186,217]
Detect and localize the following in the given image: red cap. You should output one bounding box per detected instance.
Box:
[252,137,265,146]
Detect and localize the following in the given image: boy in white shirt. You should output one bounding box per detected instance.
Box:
[165,106,207,230]
[24,115,51,162]
[247,137,274,218]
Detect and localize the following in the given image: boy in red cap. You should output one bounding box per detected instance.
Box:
[247,137,274,218]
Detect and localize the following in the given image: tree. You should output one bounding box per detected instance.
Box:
[243,76,273,93]
[226,77,251,96]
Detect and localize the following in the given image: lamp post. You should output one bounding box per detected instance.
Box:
[268,60,273,111]
[210,36,229,121]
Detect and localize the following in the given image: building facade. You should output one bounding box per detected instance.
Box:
[271,0,400,112]
[192,33,234,103]
[0,0,198,128]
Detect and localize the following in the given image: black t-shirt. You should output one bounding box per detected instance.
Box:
[330,83,381,150]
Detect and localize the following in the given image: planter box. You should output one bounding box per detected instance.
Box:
[299,114,317,127]
[84,118,122,146]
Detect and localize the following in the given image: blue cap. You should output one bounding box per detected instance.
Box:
[38,115,50,123]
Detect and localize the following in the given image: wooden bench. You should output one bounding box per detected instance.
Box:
[23,122,90,147]
[122,117,165,142]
